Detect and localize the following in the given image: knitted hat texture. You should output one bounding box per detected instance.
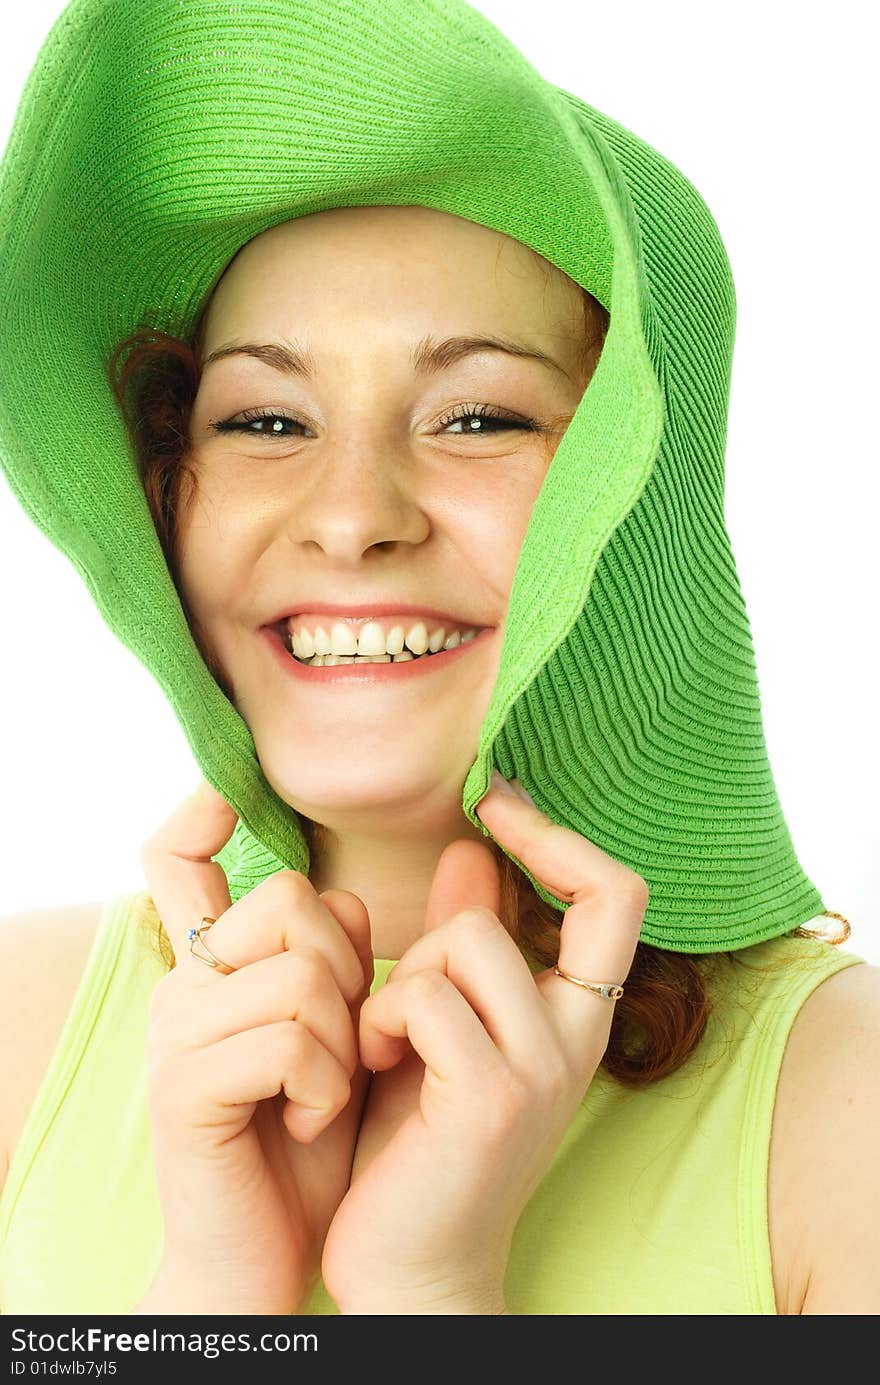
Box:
[0,0,827,950]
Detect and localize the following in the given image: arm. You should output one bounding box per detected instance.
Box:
[0,903,103,1203]
[775,961,880,1314]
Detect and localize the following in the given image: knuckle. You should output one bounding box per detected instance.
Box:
[325,1068,351,1113]
[339,963,369,1006]
[277,1018,309,1066]
[145,1047,187,1115]
[450,907,503,943]
[613,870,650,911]
[408,968,449,1003]
[478,1069,529,1141]
[287,944,328,993]
[146,974,209,1063]
[140,828,174,869]
[260,867,313,907]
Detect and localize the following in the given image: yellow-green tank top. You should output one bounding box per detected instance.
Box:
[0,891,864,1315]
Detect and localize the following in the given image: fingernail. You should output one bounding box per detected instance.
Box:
[488,768,518,798]
[510,778,535,806]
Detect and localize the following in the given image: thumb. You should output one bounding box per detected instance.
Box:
[424,837,502,934]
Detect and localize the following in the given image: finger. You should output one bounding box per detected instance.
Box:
[141,779,237,973]
[173,946,360,1077]
[475,778,646,1058]
[200,873,371,1002]
[142,784,371,997]
[423,838,502,933]
[318,888,374,997]
[386,910,555,1077]
[359,968,503,1084]
[188,1019,353,1143]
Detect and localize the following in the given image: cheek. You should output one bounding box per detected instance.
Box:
[175,489,249,618]
[176,537,221,631]
[464,474,543,592]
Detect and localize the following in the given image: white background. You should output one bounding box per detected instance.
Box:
[1,1,877,962]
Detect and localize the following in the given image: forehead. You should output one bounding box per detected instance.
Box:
[226,204,535,269]
[201,206,584,352]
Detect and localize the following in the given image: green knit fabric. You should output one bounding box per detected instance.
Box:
[0,0,825,951]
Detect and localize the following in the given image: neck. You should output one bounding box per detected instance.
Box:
[306,804,490,961]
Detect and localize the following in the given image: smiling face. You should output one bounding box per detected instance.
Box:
[178,203,596,829]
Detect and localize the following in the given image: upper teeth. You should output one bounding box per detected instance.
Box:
[287,618,482,660]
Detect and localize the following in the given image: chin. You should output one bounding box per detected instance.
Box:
[262,766,470,818]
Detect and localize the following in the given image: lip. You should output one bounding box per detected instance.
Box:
[261,623,495,683]
[262,603,487,630]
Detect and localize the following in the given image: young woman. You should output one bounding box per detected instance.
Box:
[0,0,876,1316]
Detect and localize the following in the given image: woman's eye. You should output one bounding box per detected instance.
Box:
[209,410,305,437]
[208,403,541,439]
[438,403,539,435]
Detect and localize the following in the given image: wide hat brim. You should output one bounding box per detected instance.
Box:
[0,0,826,951]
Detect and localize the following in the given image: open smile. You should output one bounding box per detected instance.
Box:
[261,623,495,684]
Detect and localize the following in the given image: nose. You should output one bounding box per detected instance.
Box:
[283,430,430,561]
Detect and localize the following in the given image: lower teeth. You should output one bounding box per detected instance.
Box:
[293,650,432,667]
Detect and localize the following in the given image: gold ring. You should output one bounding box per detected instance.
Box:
[553,965,624,1000]
[187,917,235,972]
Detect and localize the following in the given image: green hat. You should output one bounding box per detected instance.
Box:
[0,0,827,952]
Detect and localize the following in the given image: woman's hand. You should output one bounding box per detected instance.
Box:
[320,773,648,1315]
[137,781,373,1315]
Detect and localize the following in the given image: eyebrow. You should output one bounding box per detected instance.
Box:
[200,333,572,381]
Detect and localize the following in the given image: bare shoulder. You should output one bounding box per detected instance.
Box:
[0,902,105,1199]
[769,959,880,1315]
